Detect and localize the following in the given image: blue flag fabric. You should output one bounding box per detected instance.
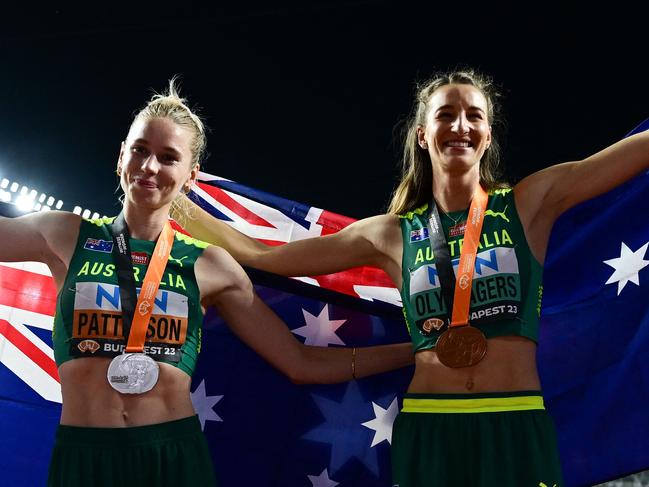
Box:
[194,279,412,486]
[539,119,649,486]
[1,120,648,486]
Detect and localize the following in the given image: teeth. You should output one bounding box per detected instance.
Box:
[447,141,470,147]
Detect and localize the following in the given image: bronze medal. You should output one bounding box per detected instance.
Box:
[427,186,490,369]
[435,326,487,368]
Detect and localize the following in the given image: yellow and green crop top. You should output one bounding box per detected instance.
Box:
[52,217,208,376]
[399,189,543,352]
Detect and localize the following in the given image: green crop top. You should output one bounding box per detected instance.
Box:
[399,189,543,352]
[52,217,208,376]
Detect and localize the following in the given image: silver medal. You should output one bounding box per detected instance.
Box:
[107,353,159,394]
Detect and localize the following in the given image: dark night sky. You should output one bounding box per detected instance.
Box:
[1,2,646,219]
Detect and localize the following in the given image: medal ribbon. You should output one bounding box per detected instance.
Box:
[111,212,175,353]
[426,185,488,327]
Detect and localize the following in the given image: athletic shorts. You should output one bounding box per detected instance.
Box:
[48,415,217,487]
[391,391,563,487]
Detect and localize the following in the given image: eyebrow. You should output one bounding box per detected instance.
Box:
[132,138,182,157]
[435,105,486,113]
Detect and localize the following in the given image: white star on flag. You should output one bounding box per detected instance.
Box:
[190,379,223,430]
[307,468,339,487]
[603,242,649,295]
[292,304,346,346]
[361,397,399,447]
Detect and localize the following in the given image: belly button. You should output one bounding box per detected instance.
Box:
[465,379,474,391]
[122,410,129,421]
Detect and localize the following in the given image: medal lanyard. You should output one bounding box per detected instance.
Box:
[111,212,174,353]
[426,185,488,327]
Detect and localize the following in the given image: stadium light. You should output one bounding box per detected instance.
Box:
[0,176,101,219]
[15,194,34,212]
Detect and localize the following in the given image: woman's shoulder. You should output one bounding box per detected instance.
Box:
[195,243,237,269]
[352,212,401,230]
[194,244,253,305]
[342,213,403,265]
[344,213,401,243]
[35,210,83,244]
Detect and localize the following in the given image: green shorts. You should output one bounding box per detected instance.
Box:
[391,391,563,487]
[48,415,217,487]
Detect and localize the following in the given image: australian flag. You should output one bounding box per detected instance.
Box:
[1,120,648,486]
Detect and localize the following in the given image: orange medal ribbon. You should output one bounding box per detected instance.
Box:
[434,185,489,368]
[449,185,488,327]
[125,221,175,352]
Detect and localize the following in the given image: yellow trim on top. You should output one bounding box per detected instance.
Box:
[398,203,429,220]
[175,232,210,249]
[402,395,544,414]
[87,216,115,227]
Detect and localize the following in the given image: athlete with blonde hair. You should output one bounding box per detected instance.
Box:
[0,80,414,486]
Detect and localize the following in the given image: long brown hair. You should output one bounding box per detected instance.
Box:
[388,68,506,215]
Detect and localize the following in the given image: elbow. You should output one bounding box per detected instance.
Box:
[284,363,313,385]
[282,349,323,385]
[287,373,309,385]
[283,360,318,386]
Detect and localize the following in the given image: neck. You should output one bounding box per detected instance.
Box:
[121,203,170,241]
[432,168,481,213]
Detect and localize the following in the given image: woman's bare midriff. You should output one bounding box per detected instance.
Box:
[408,336,540,393]
[58,357,195,427]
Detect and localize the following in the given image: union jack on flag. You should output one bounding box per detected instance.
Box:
[190,173,401,306]
[0,261,62,484]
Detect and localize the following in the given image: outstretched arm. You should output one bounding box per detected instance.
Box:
[178,196,402,282]
[196,246,413,384]
[514,129,649,262]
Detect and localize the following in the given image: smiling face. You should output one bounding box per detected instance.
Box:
[117,117,198,211]
[417,83,492,176]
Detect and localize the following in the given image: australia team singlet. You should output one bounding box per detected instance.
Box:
[52,217,208,376]
[399,189,543,352]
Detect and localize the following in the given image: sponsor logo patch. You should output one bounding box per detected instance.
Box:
[77,339,100,353]
[422,317,446,333]
[84,238,114,253]
[449,222,466,237]
[131,252,149,265]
